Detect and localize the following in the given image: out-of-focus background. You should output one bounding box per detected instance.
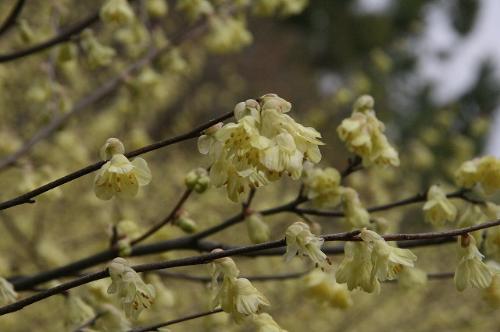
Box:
[0,0,500,331]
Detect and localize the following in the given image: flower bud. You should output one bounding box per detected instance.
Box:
[184,168,210,193]
[100,137,125,160]
[245,213,270,244]
[174,211,198,233]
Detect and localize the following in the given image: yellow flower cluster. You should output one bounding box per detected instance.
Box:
[303,165,342,208]
[204,16,253,54]
[336,229,417,293]
[210,250,274,324]
[455,156,500,195]
[454,235,492,291]
[100,0,135,25]
[422,185,457,227]
[337,95,399,167]
[107,258,156,319]
[303,270,353,309]
[198,94,323,202]
[284,221,329,269]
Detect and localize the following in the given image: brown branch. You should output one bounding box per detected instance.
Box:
[0,111,233,211]
[130,189,193,245]
[129,309,223,332]
[2,218,499,316]
[295,189,471,217]
[0,14,211,173]
[156,270,308,283]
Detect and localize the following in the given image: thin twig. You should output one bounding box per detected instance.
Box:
[156,270,308,283]
[0,0,26,36]
[129,309,223,332]
[0,111,233,211]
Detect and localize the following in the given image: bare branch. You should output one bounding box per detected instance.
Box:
[129,309,223,332]
[0,0,26,36]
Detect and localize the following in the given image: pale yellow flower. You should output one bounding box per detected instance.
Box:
[397,267,428,289]
[245,213,270,244]
[284,222,329,269]
[337,95,399,167]
[360,229,417,281]
[341,187,370,228]
[64,295,95,330]
[100,0,135,24]
[454,235,492,291]
[423,185,457,227]
[0,276,17,306]
[94,154,151,200]
[205,16,252,54]
[304,270,353,309]
[81,29,116,67]
[107,258,156,319]
[336,242,379,293]
[455,156,500,194]
[253,313,288,332]
[176,0,213,22]
[303,166,342,208]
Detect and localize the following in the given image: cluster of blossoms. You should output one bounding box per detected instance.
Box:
[302,165,370,228]
[337,95,400,167]
[210,250,277,325]
[454,234,493,292]
[198,94,324,202]
[107,257,156,319]
[253,0,309,16]
[80,29,116,68]
[422,185,457,227]
[100,0,136,25]
[336,229,417,293]
[94,138,152,200]
[284,222,330,270]
[303,270,353,309]
[184,167,210,193]
[455,155,500,195]
[204,16,253,54]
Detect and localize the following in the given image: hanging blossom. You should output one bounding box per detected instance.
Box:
[303,164,343,208]
[0,276,17,306]
[64,295,95,330]
[210,250,270,323]
[359,229,417,282]
[284,221,330,269]
[483,261,500,308]
[100,0,135,25]
[253,313,288,332]
[204,15,253,54]
[454,234,493,292]
[245,212,271,244]
[198,94,324,202]
[303,270,353,309]
[336,241,379,293]
[341,187,370,229]
[107,257,156,319]
[94,138,152,200]
[455,155,500,195]
[422,185,457,227]
[337,95,399,167]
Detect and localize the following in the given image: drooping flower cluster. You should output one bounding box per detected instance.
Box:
[100,0,135,25]
[303,270,353,309]
[64,295,95,330]
[341,187,370,229]
[454,235,493,291]
[336,229,417,293]
[107,257,156,319]
[204,16,253,54]
[245,213,271,244]
[80,29,116,68]
[253,313,288,332]
[198,94,323,202]
[303,165,342,208]
[210,250,272,323]
[253,0,309,16]
[422,185,457,227]
[284,221,330,269]
[337,95,400,167]
[455,156,500,195]
[94,138,152,200]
